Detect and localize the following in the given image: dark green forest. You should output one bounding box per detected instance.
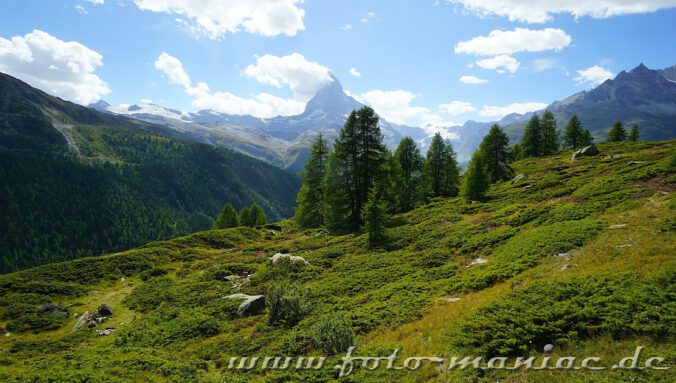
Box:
[0,74,299,273]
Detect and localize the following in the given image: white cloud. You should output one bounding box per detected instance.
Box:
[439,100,477,115]
[154,53,306,118]
[341,24,352,30]
[85,0,105,4]
[242,53,332,101]
[361,11,377,22]
[0,30,110,105]
[479,102,548,118]
[140,98,153,104]
[353,89,430,125]
[447,0,676,23]
[455,28,571,56]
[154,52,191,88]
[74,5,88,14]
[132,0,306,38]
[574,65,614,86]
[459,75,488,84]
[349,67,361,78]
[475,55,520,73]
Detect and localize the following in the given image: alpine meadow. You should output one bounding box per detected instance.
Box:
[0,1,675,383]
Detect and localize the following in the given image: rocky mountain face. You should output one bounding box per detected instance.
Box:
[502,63,676,142]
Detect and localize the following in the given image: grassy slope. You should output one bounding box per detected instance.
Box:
[0,140,674,383]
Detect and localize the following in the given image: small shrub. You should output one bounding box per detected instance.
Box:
[267,284,309,327]
[310,312,355,355]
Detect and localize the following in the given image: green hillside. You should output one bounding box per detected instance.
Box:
[0,73,300,273]
[0,140,673,382]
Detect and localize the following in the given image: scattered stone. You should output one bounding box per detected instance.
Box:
[555,252,572,260]
[571,145,599,160]
[95,328,116,336]
[87,290,100,295]
[120,278,126,282]
[510,282,527,290]
[543,344,554,353]
[524,185,532,189]
[560,264,578,271]
[511,173,528,184]
[73,311,90,331]
[264,224,283,231]
[269,253,309,266]
[266,231,277,237]
[225,293,266,316]
[282,230,296,235]
[87,320,97,328]
[616,244,633,248]
[627,161,647,165]
[39,303,69,318]
[609,224,627,229]
[317,229,332,235]
[5,332,10,337]
[439,297,461,302]
[123,282,134,286]
[465,258,488,268]
[96,304,113,317]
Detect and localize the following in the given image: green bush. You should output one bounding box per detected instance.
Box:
[310,312,355,355]
[267,284,309,327]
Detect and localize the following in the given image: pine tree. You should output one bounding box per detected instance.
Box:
[563,115,584,149]
[296,134,329,228]
[333,106,388,228]
[628,124,640,141]
[425,133,460,197]
[321,153,351,229]
[521,114,542,157]
[479,124,513,183]
[461,150,490,201]
[213,203,239,229]
[607,121,627,142]
[540,110,559,155]
[249,203,267,226]
[363,187,387,248]
[394,137,424,212]
[580,129,594,146]
[239,207,252,227]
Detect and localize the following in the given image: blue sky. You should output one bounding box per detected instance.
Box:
[1,0,675,128]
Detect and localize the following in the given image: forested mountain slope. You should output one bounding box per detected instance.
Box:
[0,140,673,382]
[0,72,300,273]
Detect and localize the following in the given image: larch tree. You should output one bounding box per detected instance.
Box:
[479,124,513,183]
[296,134,329,228]
[521,114,542,157]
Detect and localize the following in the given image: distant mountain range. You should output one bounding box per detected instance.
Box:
[92,63,676,169]
[0,72,299,272]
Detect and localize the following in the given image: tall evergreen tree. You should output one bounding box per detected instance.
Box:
[213,203,239,229]
[563,115,584,149]
[628,124,640,141]
[521,114,542,157]
[580,129,594,146]
[333,106,388,227]
[540,110,560,155]
[461,150,490,201]
[363,187,387,247]
[239,207,252,227]
[249,203,267,226]
[321,152,351,229]
[479,124,513,183]
[607,121,627,142]
[394,137,424,212]
[425,133,460,197]
[296,134,329,228]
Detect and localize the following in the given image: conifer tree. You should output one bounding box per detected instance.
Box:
[239,207,252,227]
[363,187,387,247]
[607,121,627,142]
[321,153,351,229]
[540,110,560,155]
[213,203,239,229]
[521,114,542,157]
[425,133,460,197]
[479,124,513,183]
[296,134,329,228]
[461,150,490,201]
[628,124,640,141]
[394,136,424,212]
[563,115,584,149]
[249,203,267,226]
[333,106,388,227]
[580,129,594,146]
